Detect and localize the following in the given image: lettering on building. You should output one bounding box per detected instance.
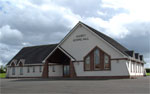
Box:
[73,34,89,42]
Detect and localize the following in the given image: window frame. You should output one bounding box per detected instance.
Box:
[33,66,35,72]
[39,66,42,72]
[20,67,23,75]
[84,55,91,71]
[104,54,110,70]
[94,48,101,70]
[27,66,30,73]
[52,65,55,72]
[84,46,111,71]
[12,67,15,75]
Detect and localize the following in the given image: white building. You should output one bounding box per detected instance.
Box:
[6,21,145,79]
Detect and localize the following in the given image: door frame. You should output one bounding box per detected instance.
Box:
[63,65,70,77]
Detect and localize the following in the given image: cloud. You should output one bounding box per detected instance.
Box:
[0,25,23,45]
[0,0,149,68]
[0,43,21,65]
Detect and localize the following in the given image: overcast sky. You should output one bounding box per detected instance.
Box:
[0,0,149,68]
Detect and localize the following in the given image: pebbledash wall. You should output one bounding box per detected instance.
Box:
[6,22,144,78]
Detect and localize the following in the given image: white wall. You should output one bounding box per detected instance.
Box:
[7,66,43,77]
[73,60,129,76]
[61,25,125,61]
[7,65,63,78]
[127,61,144,76]
[48,65,63,77]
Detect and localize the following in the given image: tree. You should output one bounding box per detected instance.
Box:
[0,65,6,73]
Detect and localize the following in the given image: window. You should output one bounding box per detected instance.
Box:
[94,49,100,70]
[104,54,110,69]
[85,55,90,70]
[20,67,23,75]
[84,46,111,71]
[33,66,35,72]
[12,67,15,75]
[52,65,55,72]
[39,66,42,72]
[27,66,30,73]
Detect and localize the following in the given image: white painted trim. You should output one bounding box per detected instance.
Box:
[9,59,17,66]
[57,47,75,61]
[17,59,25,66]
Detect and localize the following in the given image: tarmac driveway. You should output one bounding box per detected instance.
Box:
[0,77,149,94]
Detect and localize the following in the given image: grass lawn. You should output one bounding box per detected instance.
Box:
[146,73,150,76]
[0,73,6,78]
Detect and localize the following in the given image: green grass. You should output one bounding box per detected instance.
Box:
[146,73,150,76]
[0,73,6,78]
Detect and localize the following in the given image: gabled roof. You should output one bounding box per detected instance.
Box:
[125,51,134,57]
[81,22,129,56]
[135,53,139,59]
[7,44,58,65]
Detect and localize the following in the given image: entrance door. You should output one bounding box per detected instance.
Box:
[63,65,70,77]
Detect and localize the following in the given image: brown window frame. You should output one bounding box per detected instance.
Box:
[84,55,91,71]
[84,46,111,71]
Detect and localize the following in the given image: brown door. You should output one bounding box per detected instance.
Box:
[63,65,70,77]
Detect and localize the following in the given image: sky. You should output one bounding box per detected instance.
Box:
[0,0,149,68]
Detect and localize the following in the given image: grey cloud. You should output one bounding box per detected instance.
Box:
[30,0,127,20]
[0,0,149,68]
[0,43,22,65]
[116,22,150,61]
[0,25,23,45]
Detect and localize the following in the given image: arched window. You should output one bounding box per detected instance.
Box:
[84,46,111,71]
[94,48,100,70]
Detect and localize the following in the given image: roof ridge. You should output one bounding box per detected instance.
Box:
[24,43,58,48]
[80,21,129,56]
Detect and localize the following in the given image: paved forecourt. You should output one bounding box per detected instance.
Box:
[0,77,149,94]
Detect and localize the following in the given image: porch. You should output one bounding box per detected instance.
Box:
[42,48,76,78]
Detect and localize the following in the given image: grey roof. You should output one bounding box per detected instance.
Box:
[135,53,139,59]
[139,55,143,61]
[81,22,129,56]
[125,51,134,57]
[7,44,58,65]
